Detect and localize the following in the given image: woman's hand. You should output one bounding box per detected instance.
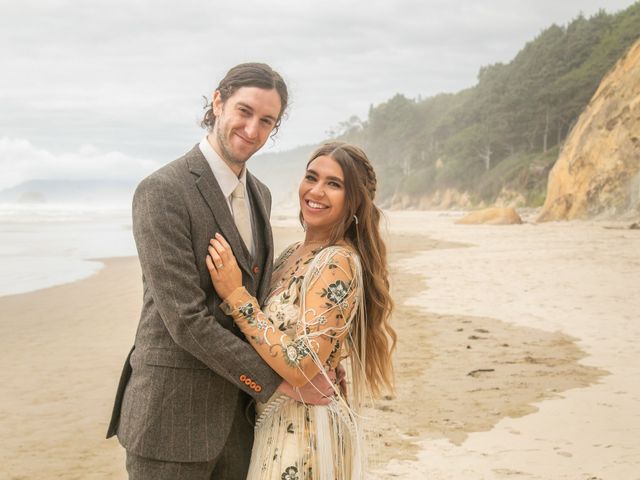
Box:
[206,233,243,300]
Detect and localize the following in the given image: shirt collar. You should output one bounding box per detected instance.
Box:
[198,135,247,199]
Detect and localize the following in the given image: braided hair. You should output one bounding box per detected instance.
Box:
[302,142,396,397]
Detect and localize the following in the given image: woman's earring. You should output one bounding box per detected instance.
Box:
[353,214,358,225]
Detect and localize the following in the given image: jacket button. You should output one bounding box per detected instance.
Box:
[255,385,262,392]
[244,378,252,385]
[253,265,260,274]
[240,374,246,382]
[250,381,256,389]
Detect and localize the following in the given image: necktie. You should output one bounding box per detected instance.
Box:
[231,182,253,255]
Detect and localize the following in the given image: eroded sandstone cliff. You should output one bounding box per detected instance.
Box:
[538,39,640,221]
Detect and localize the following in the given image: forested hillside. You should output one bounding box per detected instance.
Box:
[333,3,640,208]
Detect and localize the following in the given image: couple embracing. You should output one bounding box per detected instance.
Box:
[107,62,395,480]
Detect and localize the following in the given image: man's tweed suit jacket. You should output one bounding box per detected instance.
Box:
[106,145,281,462]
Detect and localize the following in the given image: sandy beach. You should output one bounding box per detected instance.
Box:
[1,211,638,479]
[371,211,640,479]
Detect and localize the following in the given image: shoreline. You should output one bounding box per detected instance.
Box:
[0,257,138,299]
[0,209,632,300]
[0,256,140,479]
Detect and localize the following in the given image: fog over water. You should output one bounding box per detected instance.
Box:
[0,205,135,296]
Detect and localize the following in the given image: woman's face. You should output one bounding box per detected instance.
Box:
[298,155,346,236]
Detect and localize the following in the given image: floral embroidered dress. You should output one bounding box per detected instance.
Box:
[221,243,365,480]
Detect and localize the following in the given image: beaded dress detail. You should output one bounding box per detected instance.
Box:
[221,242,365,480]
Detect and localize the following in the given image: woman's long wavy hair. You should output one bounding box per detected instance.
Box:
[301,142,396,397]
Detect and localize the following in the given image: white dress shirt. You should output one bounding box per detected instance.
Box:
[199,136,254,255]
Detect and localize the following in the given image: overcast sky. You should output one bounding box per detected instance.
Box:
[0,0,636,190]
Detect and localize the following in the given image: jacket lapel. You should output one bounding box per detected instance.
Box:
[186,147,252,279]
[246,171,274,303]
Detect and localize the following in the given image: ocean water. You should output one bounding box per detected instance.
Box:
[0,204,136,297]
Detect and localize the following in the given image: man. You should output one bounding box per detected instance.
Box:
[107,63,334,479]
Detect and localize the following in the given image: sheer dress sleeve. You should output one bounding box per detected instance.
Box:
[221,246,360,387]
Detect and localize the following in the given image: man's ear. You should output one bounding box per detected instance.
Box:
[212,90,223,117]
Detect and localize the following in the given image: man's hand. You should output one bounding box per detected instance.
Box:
[336,363,348,400]
[277,371,337,405]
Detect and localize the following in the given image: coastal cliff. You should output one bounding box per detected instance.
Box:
[538,39,640,221]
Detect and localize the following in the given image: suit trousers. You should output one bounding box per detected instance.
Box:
[126,395,254,480]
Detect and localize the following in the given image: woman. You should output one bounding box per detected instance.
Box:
[206,142,395,479]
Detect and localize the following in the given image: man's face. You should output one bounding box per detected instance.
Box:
[211,86,282,172]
